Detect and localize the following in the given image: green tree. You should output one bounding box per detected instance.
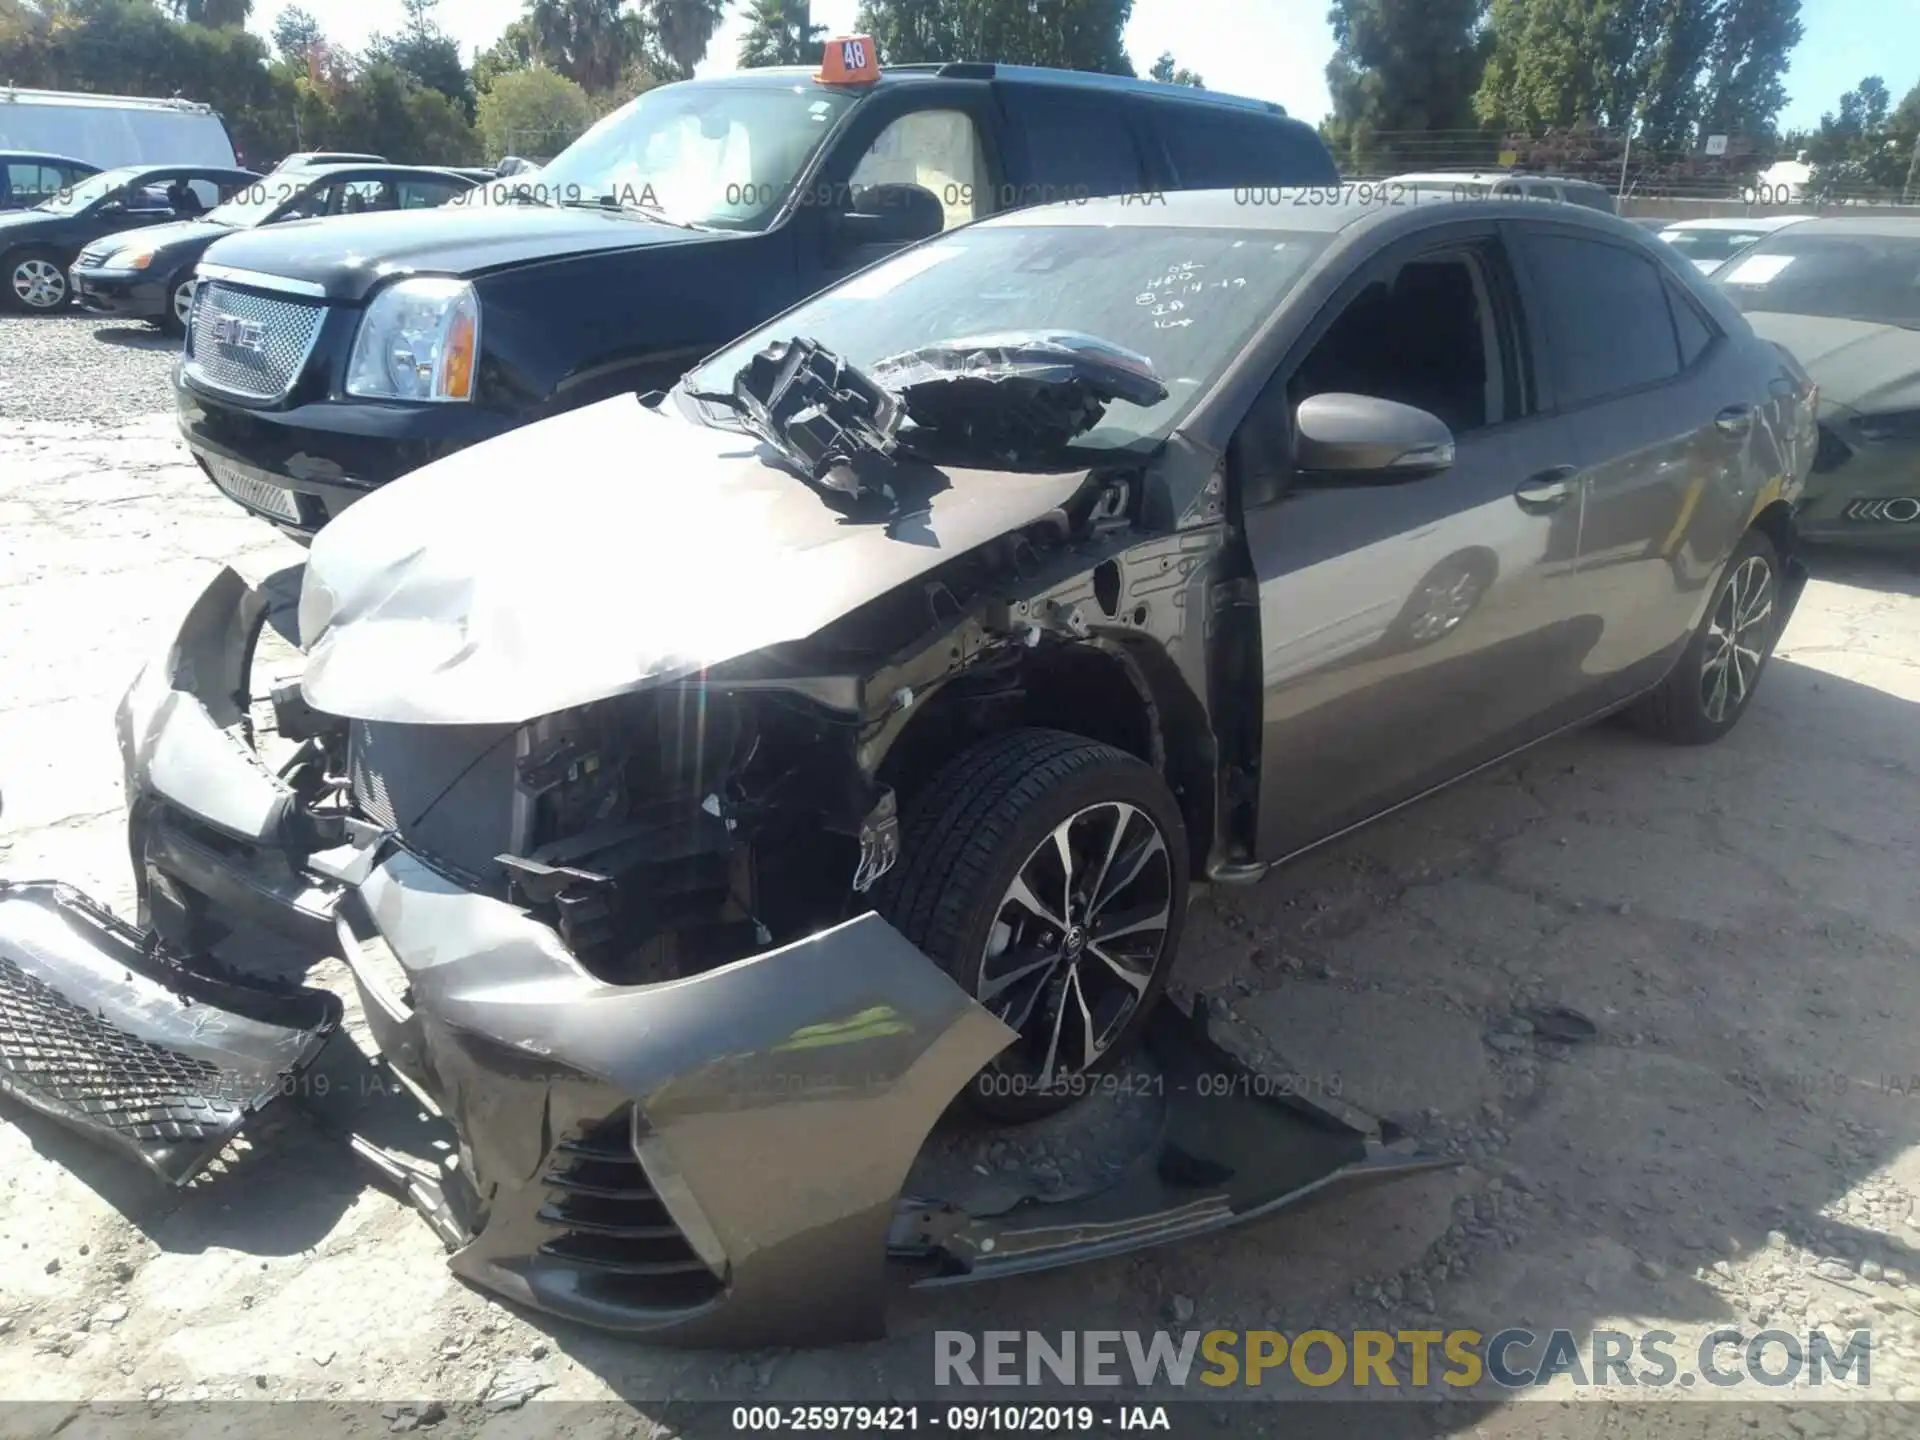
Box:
[270,4,322,61]
[855,0,1134,75]
[171,0,250,27]
[366,28,474,117]
[524,0,637,93]
[1149,51,1203,87]
[738,0,822,68]
[476,64,596,158]
[1325,0,1489,169]
[331,56,479,161]
[473,17,537,89]
[1699,0,1804,143]
[647,0,724,78]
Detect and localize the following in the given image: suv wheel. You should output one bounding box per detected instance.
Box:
[1628,528,1783,744]
[8,249,69,311]
[875,728,1190,1122]
[161,273,195,336]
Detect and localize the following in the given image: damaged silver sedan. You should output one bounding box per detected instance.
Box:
[1,190,1816,1347]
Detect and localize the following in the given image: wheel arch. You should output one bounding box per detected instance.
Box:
[873,636,1216,875]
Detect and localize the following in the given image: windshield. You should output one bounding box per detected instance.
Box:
[1661,228,1772,265]
[1717,231,1920,327]
[206,176,312,228]
[36,166,141,213]
[686,224,1330,454]
[535,79,860,229]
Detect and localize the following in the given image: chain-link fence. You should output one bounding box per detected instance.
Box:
[1339,128,1920,207]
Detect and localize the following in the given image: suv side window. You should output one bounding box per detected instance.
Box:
[1148,106,1338,188]
[849,108,991,230]
[996,86,1144,201]
[1521,230,1681,407]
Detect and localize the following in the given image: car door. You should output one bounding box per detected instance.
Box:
[1236,220,1589,862]
[806,88,1005,289]
[1509,222,1760,704]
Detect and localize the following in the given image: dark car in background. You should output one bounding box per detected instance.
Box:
[174,53,1339,538]
[73,164,478,334]
[1718,216,1920,547]
[1,152,99,210]
[11,189,1814,1347]
[0,162,255,311]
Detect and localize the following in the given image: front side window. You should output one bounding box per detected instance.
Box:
[1291,246,1514,436]
[1523,231,1680,406]
[537,79,862,230]
[686,223,1329,454]
[849,108,990,230]
[1716,231,1920,327]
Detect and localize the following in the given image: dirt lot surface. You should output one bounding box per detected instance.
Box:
[5,323,1920,1436]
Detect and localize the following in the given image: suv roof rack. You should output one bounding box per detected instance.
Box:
[0,86,216,114]
[882,61,1286,115]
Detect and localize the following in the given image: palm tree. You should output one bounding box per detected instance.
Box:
[646,0,726,81]
[738,0,824,69]
[524,0,633,94]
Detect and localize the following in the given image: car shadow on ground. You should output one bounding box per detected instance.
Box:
[1805,545,1920,598]
[88,324,173,351]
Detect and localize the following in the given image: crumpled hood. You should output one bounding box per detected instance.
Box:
[298,396,1092,726]
[1746,311,1920,417]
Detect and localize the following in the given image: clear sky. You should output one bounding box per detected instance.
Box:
[256,0,1916,134]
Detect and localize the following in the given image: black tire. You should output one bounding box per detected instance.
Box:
[874,728,1190,1123]
[6,247,71,312]
[159,271,195,336]
[1627,528,1784,744]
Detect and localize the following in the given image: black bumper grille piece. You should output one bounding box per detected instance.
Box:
[538,1110,723,1309]
[0,880,341,1184]
[347,719,519,885]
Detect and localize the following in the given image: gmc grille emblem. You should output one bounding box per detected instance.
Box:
[210,312,266,353]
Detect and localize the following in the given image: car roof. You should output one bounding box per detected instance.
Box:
[90,163,258,184]
[684,63,1288,117]
[1392,170,1606,189]
[277,163,474,182]
[0,150,96,169]
[1759,214,1920,239]
[1658,216,1800,232]
[977,186,1643,237]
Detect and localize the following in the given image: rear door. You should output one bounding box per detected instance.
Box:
[990,84,1151,206]
[1238,219,1589,861]
[1509,221,1762,702]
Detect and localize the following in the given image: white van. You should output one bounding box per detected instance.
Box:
[0,88,237,170]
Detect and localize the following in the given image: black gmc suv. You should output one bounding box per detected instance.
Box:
[176,56,1338,538]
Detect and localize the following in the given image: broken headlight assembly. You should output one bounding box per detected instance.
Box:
[491,690,896,985]
[345,277,481,402]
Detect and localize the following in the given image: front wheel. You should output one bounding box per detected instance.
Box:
[874,728,1190,1122]
[7,249,70,312]
[159,273,195,336]
[1628,528,1784,744]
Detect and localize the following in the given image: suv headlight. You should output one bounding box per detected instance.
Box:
[345,277,480,402]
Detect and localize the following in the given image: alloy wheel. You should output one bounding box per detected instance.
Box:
[1408,568,1484,642]
[1700,554,1774,723]
[12,259,66,310]
[977,801,1174,1091]
[173,280,195,328]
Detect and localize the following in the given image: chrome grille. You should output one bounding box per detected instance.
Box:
[183,281,326,401]
[203,456,301,523]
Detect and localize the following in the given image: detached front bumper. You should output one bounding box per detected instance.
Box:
[107,562,1015,1346]
[0,564,1452,1347]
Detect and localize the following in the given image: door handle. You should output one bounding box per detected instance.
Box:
[1514,466,1577,511]
[1716,405,1754,435]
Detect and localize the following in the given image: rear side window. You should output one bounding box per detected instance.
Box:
[1148,106,1338,189]
[1666,278,1715,367]
[996,87,1144,200]
[1522,231,1681,407]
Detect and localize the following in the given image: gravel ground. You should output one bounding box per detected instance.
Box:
[5,350,1920,1437]
[0,313,179,423]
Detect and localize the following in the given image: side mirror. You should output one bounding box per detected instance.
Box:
[836,182,944,249]
[1294,392,1455,481]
